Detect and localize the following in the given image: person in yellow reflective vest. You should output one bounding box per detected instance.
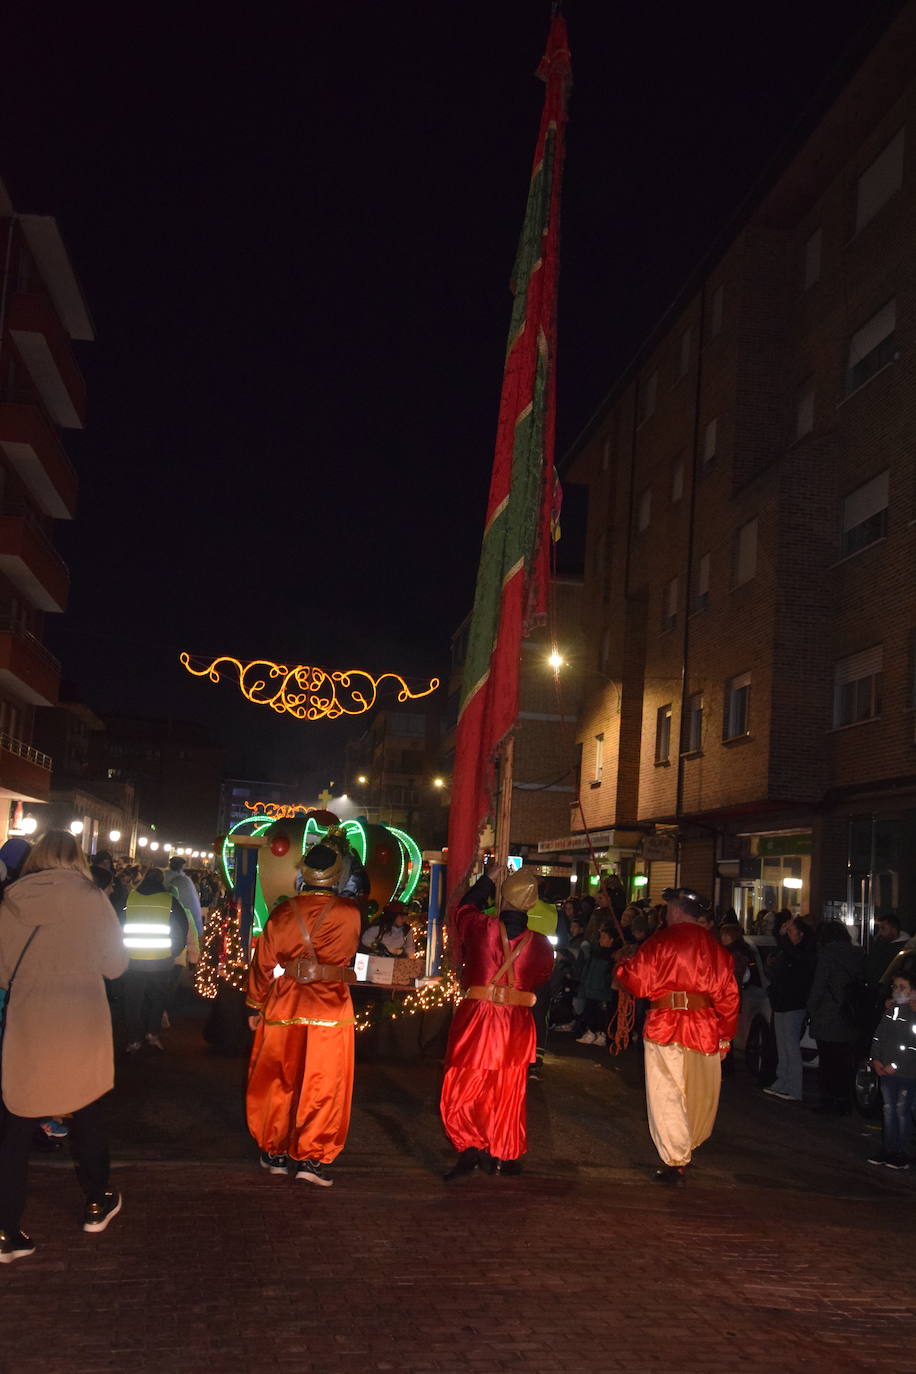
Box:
[122,866,188,1054]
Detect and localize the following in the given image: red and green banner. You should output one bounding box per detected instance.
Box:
[448,13,571,904]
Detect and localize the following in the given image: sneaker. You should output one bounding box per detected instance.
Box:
[592,1032,607,1047]
[576,1031,597,1045]
[83,1191,122,1234]
[259,1151,289,1175]
[0,1229,36,1264]
[144,1033,164,1051]
[885,1155,910,1171]
[763,1088,796,1101]
[527,1064,542,1082]
[40,1117,69,1138]
[866,1149,888,1166]
[552,1022,576,1033]
[294,1159,333,1187]
[125,1041,142,1055]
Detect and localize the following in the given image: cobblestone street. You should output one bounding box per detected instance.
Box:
[3,1006,915,1374]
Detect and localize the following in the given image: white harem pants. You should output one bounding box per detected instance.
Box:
[644,1038,721,1168]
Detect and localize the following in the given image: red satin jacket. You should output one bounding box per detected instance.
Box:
[615,922,740,1055]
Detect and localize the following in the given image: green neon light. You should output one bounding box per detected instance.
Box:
[632,874,649,888]
[341,818,367,865]
[386,825,422,902]
[222,815,272,889]
[250,820,274,936]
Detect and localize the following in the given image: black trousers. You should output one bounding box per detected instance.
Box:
[816,1039,855,1103]
[123,967,173,1043]
[0,1096,110,1233]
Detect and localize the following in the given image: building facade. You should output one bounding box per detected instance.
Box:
[0,179,92,839]
[557,5,916,931]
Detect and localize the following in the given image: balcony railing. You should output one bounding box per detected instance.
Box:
[0,731,51,770]
[0,616,61,673]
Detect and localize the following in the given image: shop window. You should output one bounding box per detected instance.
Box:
[855,129,904,234]
[655,705,672,764]
[841,470,888,558]
[846,299,896,394]
[724,672,751,740]
[833,646,882,728]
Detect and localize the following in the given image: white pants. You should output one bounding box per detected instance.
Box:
[644,1039,721,1168]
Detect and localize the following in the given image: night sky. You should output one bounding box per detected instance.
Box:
[1,0,893,785]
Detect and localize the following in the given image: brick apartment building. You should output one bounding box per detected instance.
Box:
[0,179,92,840]
[544,4,916,932]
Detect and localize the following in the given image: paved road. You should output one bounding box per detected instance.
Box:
[3,1000,914,1374]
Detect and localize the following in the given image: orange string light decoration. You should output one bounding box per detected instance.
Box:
[179,653,439,720]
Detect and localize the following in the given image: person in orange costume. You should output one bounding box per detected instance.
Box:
[614,885,740,1185]
[441,866,554,1180]
[246,842,361,1187]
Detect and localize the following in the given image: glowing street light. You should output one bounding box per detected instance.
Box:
[547,650,564,670]
[433,777,445,789]
[357,775,368,785]
[109,829,121,843]
[138,837,149,848]
[782,877,803,889]
[21,816,37,835]
[70,820,84,836]
[150,841,160,852]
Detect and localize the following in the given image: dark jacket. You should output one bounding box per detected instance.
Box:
[870,1002,916,1077]
[807,941,865,1043]
[579,944,616,1002]
[768,937,816,1013]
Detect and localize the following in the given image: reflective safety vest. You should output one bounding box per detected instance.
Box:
[526,899,558,939]
[123,890,173,962]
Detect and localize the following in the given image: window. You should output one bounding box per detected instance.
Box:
[702,417,718,466]
[678,327,691,379]
[711,284,724,337]
[846,298,896,393]
[685,691,704,753]
[637,487,652,532]
[803,227,822,289]
[692,552,710,613]
[841,470,888,557]
[671,454,684,503]
[724,672,751,740]
[796,384,814,439]
[662,577,678,634]
[833,646,882,727]
[655,704,672,764]
[733,517,758,588]
[855,128,904,234]
[638,371,658,425]
[593,732,604,783]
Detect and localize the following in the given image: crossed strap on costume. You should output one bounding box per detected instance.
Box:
[283,897,356,985]
[466,922,536,1008]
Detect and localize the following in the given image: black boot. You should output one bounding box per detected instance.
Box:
[443,1147,479,1182]
[499,1158,523,1176]
[652,1165,686,1185]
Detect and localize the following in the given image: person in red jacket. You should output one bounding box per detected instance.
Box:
[441,866,554,1179]
[614,886,739,1185]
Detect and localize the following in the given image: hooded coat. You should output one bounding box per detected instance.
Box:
[0,868,128,1117]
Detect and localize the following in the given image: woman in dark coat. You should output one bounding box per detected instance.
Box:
[806,920,865,1114]
[764,917,815,1102]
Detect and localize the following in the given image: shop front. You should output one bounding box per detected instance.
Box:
[732,830,812,925]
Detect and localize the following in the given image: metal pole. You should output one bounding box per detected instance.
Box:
[425,853,446,977]
[493,734,516,912]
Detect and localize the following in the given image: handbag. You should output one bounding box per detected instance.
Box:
[0,926,39,1048]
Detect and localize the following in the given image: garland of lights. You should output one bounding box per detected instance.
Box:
[195,896,248,999]
[179,652,439,720]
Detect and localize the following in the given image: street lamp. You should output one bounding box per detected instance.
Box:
[21,816,37,835]
[138,837,149,849]
[150,841,160,852]
[433,777,445,789]
[70,820,84,836]
[357,775,368,785]
[547,650,564,670]
[109,829,121,843]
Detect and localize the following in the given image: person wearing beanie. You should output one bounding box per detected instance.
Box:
[614,886,740,1185]
[245,842,361,1188]
[440,862,553,1180]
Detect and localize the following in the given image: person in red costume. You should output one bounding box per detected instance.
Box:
[614,885,739,1185]
[440,865,554,1180]
[246,842,361,1188]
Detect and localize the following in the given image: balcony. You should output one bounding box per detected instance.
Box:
[0,619,61,706]
[8,291,87,429]
[0,731,51,803]
[0,401,78,518]
[0,512,69,612]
